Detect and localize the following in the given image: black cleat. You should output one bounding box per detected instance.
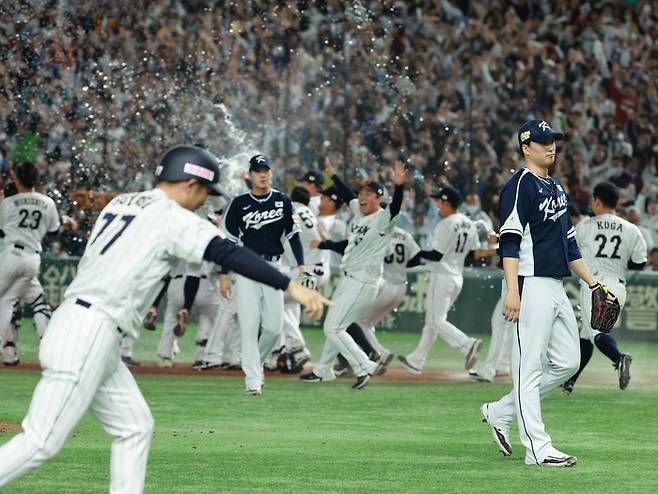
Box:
[616,354,632,390]
[173,308,189,337]
[540,455,577,467]
[560,380,574,395]
[121,356,141,367]
[143,309,157,331]
[300,372,323,383]
[352,374,372,390]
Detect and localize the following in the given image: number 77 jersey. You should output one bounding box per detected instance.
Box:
[575,213,647,281]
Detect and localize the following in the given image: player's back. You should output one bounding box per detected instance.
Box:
[383,227,420,284]
[65,189,218,335]
[0,191,59,251]
[576,213,647,281]
[428,213,478,277]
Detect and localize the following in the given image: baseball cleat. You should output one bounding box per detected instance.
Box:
[480,404,512,456]
[121,356,141,367]
[465,339,483,370]
[158,357,174,368]
[374,351,394,376]
[3,357,20,366]
[173,308,189,337]
[536,449,577,467]
[2,343,19,366]
[398,355,421,375]
[143,309,157,331]
[616,353,632,390]
[352,374,372,390]
[560,380,574,395]
[245,388,262,396]
[469,370,493,383]
[299,372,323,383]
[333,364,353,377]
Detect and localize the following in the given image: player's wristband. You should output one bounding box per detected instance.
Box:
[589,282,601,290]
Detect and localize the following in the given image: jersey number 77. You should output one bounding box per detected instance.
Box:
[90,212,136,254]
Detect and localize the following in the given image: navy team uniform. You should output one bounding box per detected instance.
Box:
[222,186,304,393]
[482,121,584,466]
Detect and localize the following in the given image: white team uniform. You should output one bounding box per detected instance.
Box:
[0,189,220,492]
[575,213,647,338]
[318,213,347,269]
[0,192,59,348]
[156,261,221,363]
[356,227,420,356]
[404,213,480,371]
[311,199,397,380]
[201,286,241,368]
[278,202,323,352]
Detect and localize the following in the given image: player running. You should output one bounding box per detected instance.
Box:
[300,158,407,389]
[561,181,647,394]
[480,120,606,468]
[398,186,496,374]
[0,145,330,492]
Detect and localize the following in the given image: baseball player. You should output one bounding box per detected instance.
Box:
[0,145,330,492]
[221,154,306,395]
[194,286,241,370]
[398,186,496,375]
[561,181,647,394]
[298,170,324,216]
[300,158,407,389]
[480,120,604,468]
[0,162,65,363]
[332,225,421,376]
[317,185,347,270]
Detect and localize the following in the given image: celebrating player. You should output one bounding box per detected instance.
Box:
[480,120,605,467]
[561,181,647,394]
[300,157,407,389]
[398,186,496,374]
[0,145,331,492]
[221,154,307,395]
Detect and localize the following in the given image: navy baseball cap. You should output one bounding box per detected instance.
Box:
[297,170,324,189]
[321,186,343,207]
[249,154,272,171]
[362,180,385,197]
[518,119,564,148]
[430,185,462,208]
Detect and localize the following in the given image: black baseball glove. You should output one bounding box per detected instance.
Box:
[590,283,621,333]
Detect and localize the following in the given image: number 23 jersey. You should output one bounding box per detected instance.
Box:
[428,212,478,276]
[0,191,60,252]
[575,213,647,282]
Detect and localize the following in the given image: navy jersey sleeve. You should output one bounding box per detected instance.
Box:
[221,197,241,243]
[499,170,532,239]
[565,212,582,262]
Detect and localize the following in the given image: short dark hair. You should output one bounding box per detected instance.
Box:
[14,162,39,188]
[593,181,620,209]
[290,186,310,205]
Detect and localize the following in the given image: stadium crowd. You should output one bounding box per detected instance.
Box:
[1,0,657,257]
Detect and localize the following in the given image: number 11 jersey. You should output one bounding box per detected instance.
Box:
[575,213,647,282]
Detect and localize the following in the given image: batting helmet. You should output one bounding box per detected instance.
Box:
[155,145,229,197]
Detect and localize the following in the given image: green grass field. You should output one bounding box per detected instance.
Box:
[1,321,658,493]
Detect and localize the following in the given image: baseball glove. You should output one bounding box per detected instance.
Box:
[590,283,621,332]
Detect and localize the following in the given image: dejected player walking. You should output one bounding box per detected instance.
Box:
[480,120,607,467]
[0,145,330,492]
[561,181,647,394]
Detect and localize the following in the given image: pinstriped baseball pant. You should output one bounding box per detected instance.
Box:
[0,247,40,346]
[0,300,154,493]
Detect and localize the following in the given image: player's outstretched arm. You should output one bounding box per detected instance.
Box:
[287,281,333,319]
[388,160,407,218]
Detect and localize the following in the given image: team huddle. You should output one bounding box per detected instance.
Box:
[0,120,649,490]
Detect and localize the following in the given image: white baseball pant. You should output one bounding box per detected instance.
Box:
[0,246,41,344]
[0,300,153,493]
[356,282,406,355]
[311,275,379,380]
[234,266,284,391]
[475,285,514,381]
[406,273,477,370]
[202,294,240,366]
[486,277,579,465]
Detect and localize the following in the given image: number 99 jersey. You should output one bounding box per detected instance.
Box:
[0,191,60,252]
[575,213,647,282]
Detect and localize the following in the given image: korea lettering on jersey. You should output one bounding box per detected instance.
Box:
[499,168,581,277]
[222,190,299,256]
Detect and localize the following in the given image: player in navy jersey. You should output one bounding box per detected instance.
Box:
[221,155,306,395]
[480,120,605,468]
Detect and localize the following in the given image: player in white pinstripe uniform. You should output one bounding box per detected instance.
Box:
[0,146,330,492]
[0,163,69,365]
[399,186,496,374]
[300,159,407,389]
[561,182,647,394]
